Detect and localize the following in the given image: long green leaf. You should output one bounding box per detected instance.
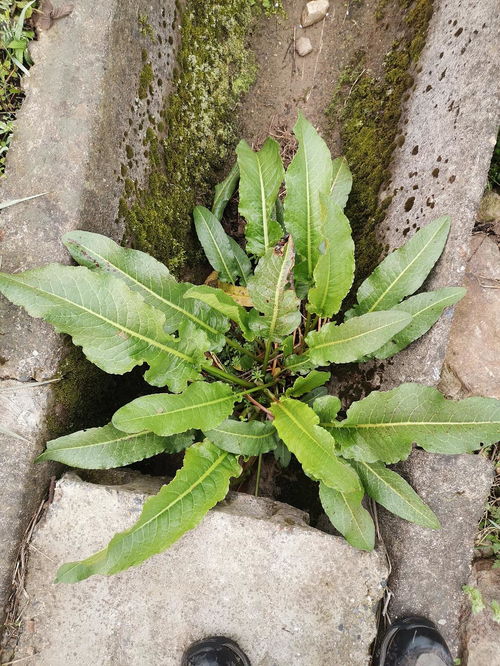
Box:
[56,441,241,582]
[193,206,241,284]
[227,237,252,286]
[351,216,451,315]
[308,197,355,318]
[284,113,333,277]
[0,265,204,392]
[64,231,229,351]
[38,424,194,469]
[204,419,278,456]
[212,163,240,220]
[247,239,301,342]
[350,460,440,529]
[270,398,361,493]
[305,311,411,365]
[330,157,352,209]
[286,370,330,397]
[237,138,284,256]
[370,287,466,359]
[184,284,255,340]
[113,381,240,436]
[329,384,500,463]
[319,482,375,551]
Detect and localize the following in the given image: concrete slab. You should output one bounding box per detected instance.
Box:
[0,0,179,624]
[12,474,387,666]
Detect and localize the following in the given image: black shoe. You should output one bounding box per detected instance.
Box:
[378,616,454,665]
[182,636,250,666]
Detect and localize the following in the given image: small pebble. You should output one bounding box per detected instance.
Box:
[301,0,330,28]
[296,36,313,57]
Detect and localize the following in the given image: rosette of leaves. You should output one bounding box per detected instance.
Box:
[1,114,499,582]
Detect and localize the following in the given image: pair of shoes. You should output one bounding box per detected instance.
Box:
[182,617,453,665]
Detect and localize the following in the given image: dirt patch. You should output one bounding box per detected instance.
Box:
[239,0,406,148]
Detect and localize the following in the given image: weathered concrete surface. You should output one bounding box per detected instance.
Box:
[378,452,493,657]
[440,233,500,400]
[0,0,179,624]
[463,561,500,666]
[366,0,499,656]
[12,474,387,666]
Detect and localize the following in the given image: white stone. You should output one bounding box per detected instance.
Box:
[296,36,313,57]
[12,473,387,666]
[301,0,330,28]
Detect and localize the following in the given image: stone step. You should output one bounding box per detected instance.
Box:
[11,473,387,665]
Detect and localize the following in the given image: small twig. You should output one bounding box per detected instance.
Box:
[305,15,327,103]
[344,68,366,107]
[0,377,62,393]
[244,393,274,419]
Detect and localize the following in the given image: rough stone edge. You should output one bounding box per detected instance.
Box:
[370,0,499,656]
[0,0,179,629]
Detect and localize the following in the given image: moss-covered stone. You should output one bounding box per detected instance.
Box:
[327,0,434,283]
[122,0,268,277]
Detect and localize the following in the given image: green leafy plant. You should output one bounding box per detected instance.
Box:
[1,114,499,583]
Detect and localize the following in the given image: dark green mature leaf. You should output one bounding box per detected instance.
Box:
[204,419,278,456]
[270,398,361,493]
[227,237,252,286]
[350,216,451,316]
[38,424,194,469]
[300,386,329,407]
[305,311,411,365]
[0,265,205,392]
[284,113,333,277]
[113,381,240,436]
[286,370,330,397]
[330,384,500,464]
[193,206,241,284]
[350,460,440,529]
[247,239,301,342]
[212,163,240,220]
[184,285,255,340]
[370,287,466,359]
[319,482,375,551]
[330,157,352,209]
[308,197,355,318]
[64,231,229,351]
[56,441,241,582]
[237,138,284,256]
[274,440,291,467]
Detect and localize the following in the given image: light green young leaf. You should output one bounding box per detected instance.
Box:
[312,395,342,422]
[64,231,229,351]
[286,370,330,397]
[284,113,333,277]
[247,239,301,342]
[193,206,241,284]
[351,216,451,315]
[308,197,355,318]
[112,381,240,436]
[56,441,241,582]
[204,419,278,456]
[270,398,361,493]
[212,163,239,220]
[237,138,284,256]
[184,285,255,340]
[0,265,204,392]
[319,482,375,551]
[331,384,500,464]
[284,353,316,375]
[38,424,194,469]
[350,460,440,529]
[306,311,411,365]
[370,287,466,359]
[330,157,352,209]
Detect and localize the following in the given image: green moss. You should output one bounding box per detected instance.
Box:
[122,0,267,275]
[138,62,154,100]
[327,0,434,282]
